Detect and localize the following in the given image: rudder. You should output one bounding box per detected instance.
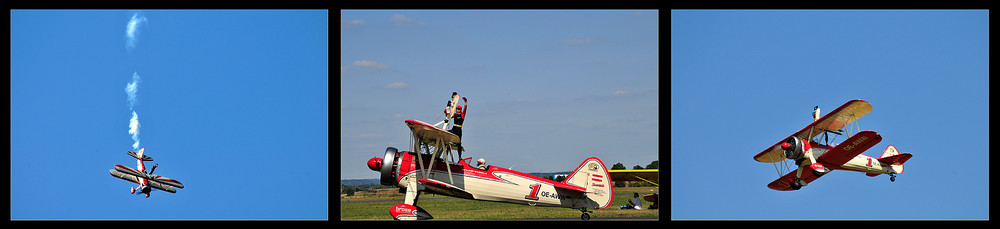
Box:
[563,157,614,209]
[880,145,900,158]
[878,145,910,174]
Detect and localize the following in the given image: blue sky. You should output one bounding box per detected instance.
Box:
[340,10,659,179]
[671,10,988,220]
[11,10,328,220]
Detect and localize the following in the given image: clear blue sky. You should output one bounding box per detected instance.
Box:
[671,10,988,220]
[11,10,329,220]
[340,10,659,179]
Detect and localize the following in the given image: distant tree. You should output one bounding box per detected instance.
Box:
[554,175,566,182]
[633,165,644,170]
[342,185,356,196]
[612,162,626,170]
[543,175,554,181]
[645,160,659,169]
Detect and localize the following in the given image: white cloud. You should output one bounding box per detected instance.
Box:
[391,14,426,27]
[614,90,629,96]
[382,82,408,89]
[352,60,389,69]
[342,19,366,26]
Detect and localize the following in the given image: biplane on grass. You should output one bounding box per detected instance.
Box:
[753,99,912,191]
[366,93,613,220]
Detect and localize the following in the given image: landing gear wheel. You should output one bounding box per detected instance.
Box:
[889,173,896,182]
[578,207,593,220]
[812,169,825,177]
[790,177,803,190]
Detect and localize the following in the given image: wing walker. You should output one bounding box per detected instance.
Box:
[367,92,614,220]
[753,99,913,191]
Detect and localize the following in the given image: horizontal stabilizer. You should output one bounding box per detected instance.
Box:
[127,151,154,161]
[877,153,912,165]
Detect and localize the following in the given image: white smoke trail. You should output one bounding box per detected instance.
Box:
[125,13,146,150]
[129,111,140,150]
[126,72,141,150]
[125,13,147,52]
[126,72,140,109]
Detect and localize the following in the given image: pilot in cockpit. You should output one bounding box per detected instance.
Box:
[477,158,487,170]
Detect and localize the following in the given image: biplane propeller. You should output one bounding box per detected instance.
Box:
[109,148,184,198]
[366,93,614,220]
[754,99,913,191]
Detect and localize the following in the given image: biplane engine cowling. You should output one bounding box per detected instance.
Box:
[375,147,400,185]
[781,136,803,159]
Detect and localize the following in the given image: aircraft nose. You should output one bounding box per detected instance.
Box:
[367,157,382,171]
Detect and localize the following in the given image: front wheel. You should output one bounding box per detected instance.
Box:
[581,213,590,220]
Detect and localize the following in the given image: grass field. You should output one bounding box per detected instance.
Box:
[340,186,659,220]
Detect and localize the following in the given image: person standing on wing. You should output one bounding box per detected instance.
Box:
[449,97,467,158]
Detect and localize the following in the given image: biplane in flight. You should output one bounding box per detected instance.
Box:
[366,93,613,220]
[108,148,184,197]
[753,99,912,191]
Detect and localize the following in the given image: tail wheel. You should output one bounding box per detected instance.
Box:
[581,213,590,220]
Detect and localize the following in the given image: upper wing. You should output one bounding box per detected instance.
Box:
[114,164,145,178]
[607,169,658,181]
[754,99,873,163]
[115,164,184,189]
[767,165,824,191]
[109,169,142,185]
[817,130,882,165]
[405,120,461,144]
[607,169,658,187]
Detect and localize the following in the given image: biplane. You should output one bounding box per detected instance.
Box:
[753,99,912,191]
[366,93,613,220]
[108,148,184,197]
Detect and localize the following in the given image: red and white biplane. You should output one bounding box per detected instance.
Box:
[109,148,184,197]
[753,99,912,191]
[366,93,613,220]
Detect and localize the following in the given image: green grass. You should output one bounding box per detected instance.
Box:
[340,187,659,220]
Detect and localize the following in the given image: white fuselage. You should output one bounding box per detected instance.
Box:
[804,145,893,174]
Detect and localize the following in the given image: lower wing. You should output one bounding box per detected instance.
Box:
[146,180,177,193]
[418,178,473,199]
[109,169,141,185]
[767,165,824,191]
[150,175,184,188]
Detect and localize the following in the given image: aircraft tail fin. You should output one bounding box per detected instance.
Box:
[877,145,912,174]
[563,157,614,209]
[127,148,154,161]
[879,145,900,158]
